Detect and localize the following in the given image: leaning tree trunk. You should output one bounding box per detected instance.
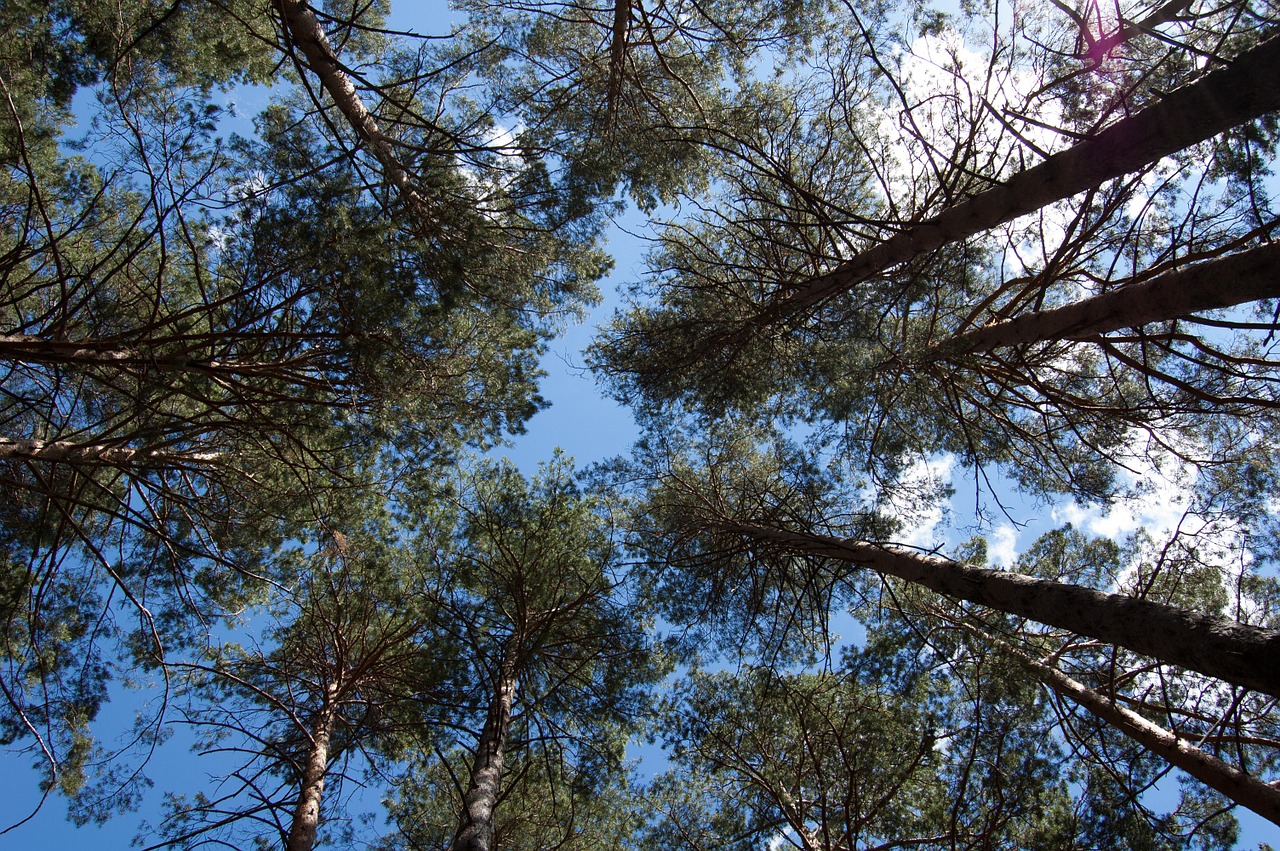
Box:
[1078,0,1194,62]
[975,627,1280,826]
[454,647,519,851]
[933,241,1280,356]
[286,681,340,851]
[0,436,220,467]
[728,522,1280,697]
[0,334,251,373]
[273,0,433,219]
[751,32,1280,327]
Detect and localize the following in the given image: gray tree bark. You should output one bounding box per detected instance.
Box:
[0,436,220,466]
[273,0,434,219]
[454,649,519,851]
[934,241,1280,356]
[729,522,1280,697]
[0,334,320,381]
[286,682,339,851]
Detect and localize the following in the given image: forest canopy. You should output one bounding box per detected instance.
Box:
[1,0,1279,848]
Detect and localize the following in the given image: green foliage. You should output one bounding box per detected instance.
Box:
[0,0,616,813]
[374,456,667,849]
[593,3,1280,503]
[646,661,1081,850]
[453,0,834,210]
[616,420,900,664]
[850,576,1250,850]
[381,745,647,851]
[2,0,1279,847]
[140,491,453,849]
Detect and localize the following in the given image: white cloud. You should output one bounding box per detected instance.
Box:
[483,120,523,152]
[205,224,232,251]
[987,524,1019,567]
[455,121,529,222]
[232,169,269,201]
[1049,431,1261,614]
[1125,155,1179,220]
[766,828,795,851]
[874,26,1072,199]
[884,453,957,549]
[1051,435,1197,541]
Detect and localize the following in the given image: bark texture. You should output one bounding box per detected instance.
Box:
[935,241,1280,355]
[605,0,632,126]
[454,651,518,851]
[0,436,220,466]
[993,633,1280,826]
[0,334,293,378]
[286,682,339,851]
[274,0,434,218]
[731,523,1280,697]
[758,32,1280,324]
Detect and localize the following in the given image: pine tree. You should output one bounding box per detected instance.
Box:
[145,515,448,851]
[593,5,1280,499]
[380,456,667,851]
[0,0,611,810]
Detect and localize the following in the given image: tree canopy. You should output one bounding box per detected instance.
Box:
[2,0,1279,847]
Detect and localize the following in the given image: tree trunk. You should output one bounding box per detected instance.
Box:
[273,0,433,219]
[0,436,220,466]
[729,522,1280,697]
[0,334,304,379]
[286,681,340,851]
[934,242,1280,356]
[454,648,519,851]
[0,334,144,366]
[982,628,1280,826]
[1074,0,1194,62]
[605,0,631,126]
[755,32,1280,325]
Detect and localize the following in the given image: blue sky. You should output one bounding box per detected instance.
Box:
[2,2,1277,847]
[0,205,652,851]
[496,215,645,475]
[0,1,644,840]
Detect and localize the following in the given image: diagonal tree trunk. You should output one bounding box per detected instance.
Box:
[454,646,519,851]
[286,681,340,851]
[0,436,220,466]
[933,241,1280,356]
[751,32,1280,328]
[975,626,1280,826]
[273,0,435,220]
[0,334,317,381]
[727,522,1280,697]
[1057,0,1194,63]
